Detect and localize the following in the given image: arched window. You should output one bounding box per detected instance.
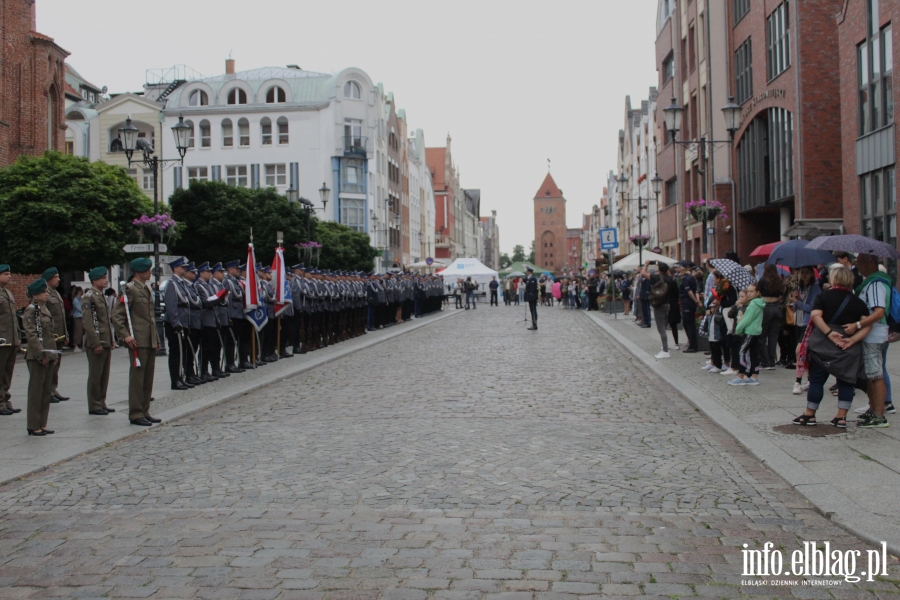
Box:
[185,119,195,148]
[222,118,233,147]
[199,120,211,147]
[343,81,361,99]
[266,86,286,103]
[238,118,250,146]
[277,117,289,144]
[227,88,247,105]
[109,137,123,152]
[260,117,272,145]
[189,90,208,106]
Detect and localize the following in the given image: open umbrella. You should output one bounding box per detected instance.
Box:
[675,260,696,269]
[506,271,525,278]
[807,234,900,259]
[710,258,756,291]
[749,241,783,260]
[765,239,836,268]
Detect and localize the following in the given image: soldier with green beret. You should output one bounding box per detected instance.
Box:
[41,267,70,404]
[0,264,22,416]
[23,278,58,436]
[112,258,159,426]
[82,267,115,416]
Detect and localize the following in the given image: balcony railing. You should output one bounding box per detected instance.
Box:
[344,136,368,156]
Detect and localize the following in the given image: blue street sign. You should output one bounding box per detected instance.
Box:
[599,228,619,250]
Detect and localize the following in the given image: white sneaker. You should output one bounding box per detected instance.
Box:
[73,347,82,353]
[654,351,671,359]
[801,382,810,392]
[719,368,736,375]
[854,405,872,414]
[701,364,712,371]
[708,366,721,373]
[792,382,803,395]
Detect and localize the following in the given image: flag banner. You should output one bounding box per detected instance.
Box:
[271,246,292,317]
[244,242,268,332]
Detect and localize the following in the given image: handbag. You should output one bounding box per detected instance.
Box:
[807,295,862,383]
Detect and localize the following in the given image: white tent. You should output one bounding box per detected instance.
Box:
[435,258,498,290]
[612,250,674,270]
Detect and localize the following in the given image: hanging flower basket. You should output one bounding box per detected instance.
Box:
[629,234,651,247]
[133,213,179,245]
[295,242,323,267]
[686,199,728,223]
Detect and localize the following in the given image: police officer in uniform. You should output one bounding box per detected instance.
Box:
[23,278,58,435]
[183,263,204,384]
[210,263,233,377]
[113,258,159,426]
[163,257,191,390]
[223,260,250,371]
[290,264,307,354]
[524,266,539,331]
[259,264,278,362]
[0,264,22,416]
[82,267,116,415]
[42,267,69,403]
[195,262,229,381]
[279,267,295,359]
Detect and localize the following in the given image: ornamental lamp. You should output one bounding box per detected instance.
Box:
[663,97,683,137]
[722,96,741,139]
[119,116,139,159]
[286,186,299,207]
[171,115,192,158]
[319,182,331,211]
[616,173,628,197]
[651,173,663,196]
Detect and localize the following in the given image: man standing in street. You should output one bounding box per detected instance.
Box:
[525,266,539,330]
[112,258,159,426]
[489,276,499,306]
[0,265,21,416]
[163,257,191,390]
[42,267,69,403]
[223,260,249,371]
[82,267,115,415]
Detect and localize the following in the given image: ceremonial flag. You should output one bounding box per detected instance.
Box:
[244,242,268,332]
[271,246,292,316]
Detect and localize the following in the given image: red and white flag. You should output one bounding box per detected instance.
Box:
[271,246,291,317]
[243,242,259,313]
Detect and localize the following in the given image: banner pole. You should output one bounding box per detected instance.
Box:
[251,325,256,366]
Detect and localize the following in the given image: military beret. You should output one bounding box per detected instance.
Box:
[224,259,240,269]
[88,267,108,281]
[27,278,48,296]
[168,256,186,269]
[41,267,58,281]
[131,257,153,273]
[197,262,211,273]
[0,264,9,274]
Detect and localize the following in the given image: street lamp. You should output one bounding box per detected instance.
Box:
[119,114,191,354]
[616,173,654,264]
[663,96,739,255]
[287,184,329,243]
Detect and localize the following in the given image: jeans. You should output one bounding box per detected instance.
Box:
[642,298,651,325]
[518,290,524,304]
[682,305,698,350]
[568,292,576,308]
[760,303,783,367]
[883,343,893,405]
[466,291,476,308]
[490,290,498,306]
[807,361,854,411]
[737,335,760,376]
[653,305,670,352]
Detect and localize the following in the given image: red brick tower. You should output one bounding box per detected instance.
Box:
[533,173,567,274]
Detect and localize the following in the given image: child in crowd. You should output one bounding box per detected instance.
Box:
[729,284,764,386]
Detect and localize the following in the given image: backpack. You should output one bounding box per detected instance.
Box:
[649,279,669,307]
[889,285,900,325]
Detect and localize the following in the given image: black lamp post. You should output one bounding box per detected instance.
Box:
[663,96,741,256]
[287,181,330,243]
[616,172,662,264]
[119,114,191,354]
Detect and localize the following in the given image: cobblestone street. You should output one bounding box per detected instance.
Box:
[0,305,897,599]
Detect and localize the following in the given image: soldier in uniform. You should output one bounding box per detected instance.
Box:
[23,278,58,435]
[182,263,204,384]
[82,267,116,415]
[290,264,307,354]
[224,260,250,371]
[195,262,229,381]
[163,257,191,390]
[0,264,22,416]
[210,263,234,377]
[41,267,69,404]
[259,264,278,362]
[113,258,159,426]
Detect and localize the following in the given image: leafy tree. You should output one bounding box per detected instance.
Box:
[500,252,511,268]
[0,152,152,273]
[527,241,535,264]
[511,244,526,262]
[169,181,375,271]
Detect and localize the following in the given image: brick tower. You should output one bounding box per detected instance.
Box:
[533,173,567,274]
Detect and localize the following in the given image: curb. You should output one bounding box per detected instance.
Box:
[583,310,900,556]
[0,310,460,488]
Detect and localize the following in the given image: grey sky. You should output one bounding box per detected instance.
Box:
[39,0,658,254]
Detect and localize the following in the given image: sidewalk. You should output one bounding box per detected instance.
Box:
[584,308,900,555]
[0,310,458,487]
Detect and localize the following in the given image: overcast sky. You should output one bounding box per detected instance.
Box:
[39,0,658,254]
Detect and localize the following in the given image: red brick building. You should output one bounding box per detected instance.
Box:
[837,0,899,258]
[565,229,582,272]
[426,136,461,260]
[533,173,567,274]
[0,0,69,167]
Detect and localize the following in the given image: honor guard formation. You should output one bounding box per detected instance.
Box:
[0,259,446,434]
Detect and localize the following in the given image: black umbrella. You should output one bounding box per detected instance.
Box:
[675,260,696,268]
[765,239,837,268]
[807,234,900,259]
[710,258,756,290]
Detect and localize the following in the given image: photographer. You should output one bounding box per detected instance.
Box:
[464,277,478,310]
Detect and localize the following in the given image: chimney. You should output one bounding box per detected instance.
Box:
[225,58,235,75]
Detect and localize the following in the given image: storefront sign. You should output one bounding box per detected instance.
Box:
[740,89,786,125]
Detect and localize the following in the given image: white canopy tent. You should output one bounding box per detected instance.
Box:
[408,259,451,270]
[612,250,673,270]
[435,258,499,290]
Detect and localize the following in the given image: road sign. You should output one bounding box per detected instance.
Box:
[425,257,434,266]
[599,228,618,250]
[123,243,167,253]
[587,252,596,260]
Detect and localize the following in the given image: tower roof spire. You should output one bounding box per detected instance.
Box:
[534,173,563,199]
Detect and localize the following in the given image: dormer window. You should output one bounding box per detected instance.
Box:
[189,90,209,106]
[227,88,247,105]
[266,86,286,103]
[343,81,361,100]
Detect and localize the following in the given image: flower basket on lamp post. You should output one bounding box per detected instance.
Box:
[132,213,178,246]
[685,199,728,223]
[629,234,651,248]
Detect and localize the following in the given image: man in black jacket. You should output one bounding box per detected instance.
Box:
[524,267,539,330]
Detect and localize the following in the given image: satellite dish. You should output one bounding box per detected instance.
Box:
[101,86,108,95]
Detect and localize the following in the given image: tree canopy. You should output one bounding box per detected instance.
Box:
[511,244,526,262]
[527,241,535,264]
[0,152,152,274]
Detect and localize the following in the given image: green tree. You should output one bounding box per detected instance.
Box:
[527,241,535,264]
[500,252,511,268]
[0,151,152,274]
[315,222,377,272]
[511,244,526,262]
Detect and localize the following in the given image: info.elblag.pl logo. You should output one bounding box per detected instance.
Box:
[742,542,889,584]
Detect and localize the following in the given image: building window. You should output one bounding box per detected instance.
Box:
[189,90,208,106]
[65,141,74,155]
[199,120,211,147]
[185,120,195,148]
[735,37,753,104]
[227,88,247,105]
[277,117,289,144]
[188,167,208,183]
[110,137,123,152]
[665,178,677,207]
[260,117,272,145]
[858,20,893,135]
[226,165,248,187]
[266,86,286,103]
[662,52,675,83]
[222,119,233,147]
[766,1,791,81]
[237,118,249,146]
[342,159,364,193]
[264,164,286,186]
[340,198,365,232]
[734,0,750,25]
[142,171,153,191]
[737,108,794,211]
[861,167,897,253]
[688,23,696,72]
[344,81,361,99]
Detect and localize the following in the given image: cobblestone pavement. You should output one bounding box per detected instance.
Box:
[1,305,897,599]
